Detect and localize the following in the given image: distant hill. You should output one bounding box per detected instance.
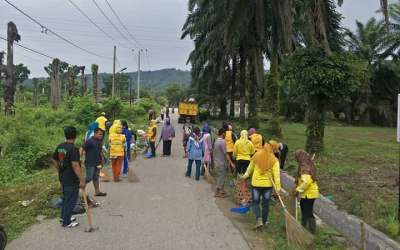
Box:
[23,68,191,90]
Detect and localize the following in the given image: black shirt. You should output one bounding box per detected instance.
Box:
[53,142,80,186]
[82,137,103,167]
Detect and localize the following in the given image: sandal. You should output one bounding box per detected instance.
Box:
[94,192,107,197]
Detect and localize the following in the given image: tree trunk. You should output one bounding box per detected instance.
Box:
[306,96,325,154]
[219,97,228,120]
[67,68,75,97]
[50,58,61,109]
[267,8,282,136]
[248,49,257,119]
[80,66,86,96]
[239,47,246,121]
[92,64,99,103]
[230,55,237,118]
[4,22,19,116]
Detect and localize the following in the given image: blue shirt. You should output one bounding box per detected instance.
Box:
[186,137,204,160]
[122,127,133,150]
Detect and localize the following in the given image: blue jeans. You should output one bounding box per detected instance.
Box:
[252,187,272,224]
[61,185,79,226]
[123,149,130,175]
[185,159,201,181]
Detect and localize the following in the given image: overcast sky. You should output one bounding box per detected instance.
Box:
[0,0,392,77]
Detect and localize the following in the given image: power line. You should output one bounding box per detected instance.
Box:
[67,0,128,49]
[104,0,142,48]
[92,0,135,48]
[0,36,54,60]
[3,0,112,60]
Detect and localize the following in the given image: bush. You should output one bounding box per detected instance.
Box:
[101,97,123,120]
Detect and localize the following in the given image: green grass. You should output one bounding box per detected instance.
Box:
[0,169,60,240]
[211,119,399,241]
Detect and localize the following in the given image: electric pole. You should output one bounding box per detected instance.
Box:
[112,45,116,97]
[137,49,141,102]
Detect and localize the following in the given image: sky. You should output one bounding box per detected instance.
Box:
[0,0,392,77]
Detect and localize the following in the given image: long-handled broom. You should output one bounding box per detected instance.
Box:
[270,178,314,248]
[127,166,139,182]
[203,163,215,184]
[81,188,99,232]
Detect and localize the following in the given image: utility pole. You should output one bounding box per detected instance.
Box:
[137,49,141,102]
[129,78,132,106]
[112,45,116,97]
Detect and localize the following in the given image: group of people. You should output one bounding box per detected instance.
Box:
[53,112,135,228]
[182,121,319,234]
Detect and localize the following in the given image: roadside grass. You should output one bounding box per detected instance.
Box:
[0,169,60,241]
[210,119,399,241]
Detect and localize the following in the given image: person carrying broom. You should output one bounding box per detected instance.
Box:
[293,150,319,234]
[240,143,281,229]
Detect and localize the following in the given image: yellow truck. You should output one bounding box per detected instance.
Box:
[178,98,198,123]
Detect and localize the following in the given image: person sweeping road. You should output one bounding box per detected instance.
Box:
[147,120,158,158]
[233,130,255,175]
[214,128,235,197]
[81,128,107,197]
[109,123,126,182]
[241,143,281,229]
[293,150,319,234]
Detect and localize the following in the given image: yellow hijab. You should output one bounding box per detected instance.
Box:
[109,120,122,135]
[268,140,280,153]
[252,143,278,174]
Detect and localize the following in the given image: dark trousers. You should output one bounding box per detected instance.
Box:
[163,140,172,156]
[149,141,156,157]
[161,114,164,120]
[236,160,250,175]
[300,198,315,222]
[61,185,79,226]
[186,159,202,180]
[279,144,288,169]
[252,187,272,224]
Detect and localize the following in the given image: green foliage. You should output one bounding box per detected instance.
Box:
[101,97,123,120]
[283,47,368,105]
[163,83,189,105]
[66,96,100,125]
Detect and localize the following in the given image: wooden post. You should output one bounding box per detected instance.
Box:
[360,222,366,250]
[0,51,6,111]
[4,22,20,116]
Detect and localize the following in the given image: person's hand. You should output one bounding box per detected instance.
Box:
[239,174,246,180]
[79,180,86,189]
[230,162,235,169]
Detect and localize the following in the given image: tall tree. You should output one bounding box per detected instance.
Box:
[45,59,61,109]
[4,22,20,116]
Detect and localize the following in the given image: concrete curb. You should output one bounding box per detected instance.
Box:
[280,172,400,250]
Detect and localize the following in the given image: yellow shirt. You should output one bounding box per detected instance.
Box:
[147,125,157,142]
[249,133,263,151]
[109,133,126,157]
[233,140,255,161]
[243,161,281,190]
[296,174,319,199]
[96,116,108,131]
[225,131,235,153]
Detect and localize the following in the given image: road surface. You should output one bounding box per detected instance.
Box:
[7,114,250,250]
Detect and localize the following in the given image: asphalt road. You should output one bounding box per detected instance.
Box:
[7,114,250,250]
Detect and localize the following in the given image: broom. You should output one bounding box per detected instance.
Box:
[99,169,113,182]
[203,163,215,184]
[81,188,98,232]
[127,166,139,182]
[270,178,314,247]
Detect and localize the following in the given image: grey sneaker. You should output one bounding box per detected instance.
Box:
[64,221,79,228]
[253,218,263,230]
[60,217,77,224]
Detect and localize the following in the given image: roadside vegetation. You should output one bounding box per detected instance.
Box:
[0,97,159,240]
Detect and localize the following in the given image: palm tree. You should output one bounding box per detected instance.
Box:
[380,2,400,60]
[345,18,384,63]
